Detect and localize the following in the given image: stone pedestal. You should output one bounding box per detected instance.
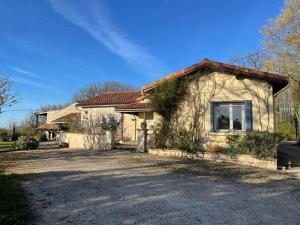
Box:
[137,129,148,152]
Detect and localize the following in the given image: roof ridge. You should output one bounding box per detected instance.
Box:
[142,58,288,92]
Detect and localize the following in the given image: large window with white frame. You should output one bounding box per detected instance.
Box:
[214,102,245,131]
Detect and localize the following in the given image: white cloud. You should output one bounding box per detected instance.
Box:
[10,66,40,79]
[153,0,169,16]
[11,77,53,89]
[49,0,168,78]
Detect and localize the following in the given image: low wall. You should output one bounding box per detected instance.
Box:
[58,131,115,150]
[148,149,277,170]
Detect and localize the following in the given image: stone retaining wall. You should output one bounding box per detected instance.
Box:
[58,131,115,150]
[148,149,277,170]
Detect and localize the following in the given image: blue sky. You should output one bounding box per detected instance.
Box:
[0,0,283,127]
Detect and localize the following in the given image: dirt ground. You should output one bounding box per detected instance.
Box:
[1,148,300,225]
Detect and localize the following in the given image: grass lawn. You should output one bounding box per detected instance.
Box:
[0,142,13,151]
[0,166,31,225]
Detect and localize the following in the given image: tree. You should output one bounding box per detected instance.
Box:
[0,76,18,113]
[72,81,137,101]
[229,50,268,70]
[262,0,300,141]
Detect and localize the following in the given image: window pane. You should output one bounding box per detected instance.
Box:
[232,105,243,130]
[215,105,230,130]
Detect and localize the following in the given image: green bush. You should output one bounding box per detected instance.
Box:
[243,131,284,159]
[225,133,242,150]
[34,133,48,142]
[225,131,284,159]
[172,128,198,152]
[11,136,39,151]
[224,133,247,156]
[153,123,203,152]
[152,122,172,149]
[277,122,296,141]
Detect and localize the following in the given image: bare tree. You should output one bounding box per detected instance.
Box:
[72,81,138,101]
[0,76,18,113]
[229,50,268,71]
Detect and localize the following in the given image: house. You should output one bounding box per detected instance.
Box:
[36,102,80,139]
[76,91,142,143]
[36,58,289,147]
[117,58,289,146]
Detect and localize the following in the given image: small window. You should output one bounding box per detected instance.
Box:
[214,102,245,131]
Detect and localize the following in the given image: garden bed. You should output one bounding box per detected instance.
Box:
[148,149,277,170]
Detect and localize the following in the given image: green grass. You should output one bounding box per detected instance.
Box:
[0,142,13,150]
[0,167,31,225]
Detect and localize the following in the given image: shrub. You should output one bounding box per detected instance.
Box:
[11,136,39,151]
[173,128,197,152]
[225,133,242,150]
[225,131,284,159]
[224,133,247,156]
[277,122,296,141]
[241,131,284,159]
[35,133,48,142]
[152,122,172,149]
[152,122,204,152]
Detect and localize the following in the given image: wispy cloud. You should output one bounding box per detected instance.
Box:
[9,66,70,96]
[154,0,169,16]
[10,66,40,79]
[49,0,168,78]
[11,76,53,89]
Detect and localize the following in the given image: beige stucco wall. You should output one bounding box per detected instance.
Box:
[80,106,119,123]
[122,114,137,142]
[81,106,137,142]
[150,71,275,146]
[46,103,80,124]
[58,131,114,150]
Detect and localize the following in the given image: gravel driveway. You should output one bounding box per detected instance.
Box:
[1,149,300,225]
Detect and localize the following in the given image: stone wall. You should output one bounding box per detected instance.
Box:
[58,131,115,150]
[148,148,277,170]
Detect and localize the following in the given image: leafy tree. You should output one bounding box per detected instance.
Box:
[72,81,137,101]
[146,79,184,120]
[229,0,300,142]
[262,0,300,141]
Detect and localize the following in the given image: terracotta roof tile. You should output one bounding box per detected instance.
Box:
[115,103,152,112]
[36,124,59,131]
[142,58,289,92]
[77,91,142,106]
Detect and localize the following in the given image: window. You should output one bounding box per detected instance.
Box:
[213,102,245,131]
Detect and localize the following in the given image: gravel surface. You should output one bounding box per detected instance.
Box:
[1,149,300,225]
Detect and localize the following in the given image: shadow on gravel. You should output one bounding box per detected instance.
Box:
[3,149,300,224]
[20,164,300,225]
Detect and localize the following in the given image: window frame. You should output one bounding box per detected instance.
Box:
[213,101,246,132]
